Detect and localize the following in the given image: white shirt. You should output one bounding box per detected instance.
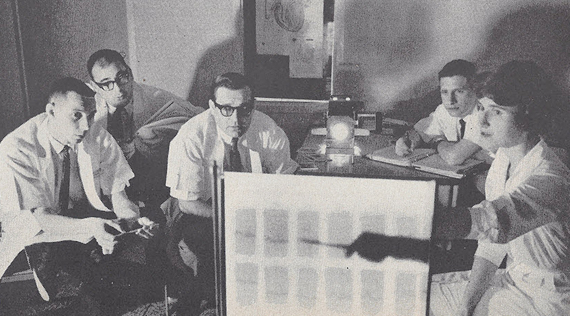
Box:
[472,140,570,275]
[165,109,298,211]
[430,140,570,316]
[0,113,134,278]
[48,136,87,210]
[414,101,481,144]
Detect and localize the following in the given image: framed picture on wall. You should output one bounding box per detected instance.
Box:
[243,0,335,100]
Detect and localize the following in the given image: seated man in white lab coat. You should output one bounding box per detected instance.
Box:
[164,72,298,312]
[0,78,159,314]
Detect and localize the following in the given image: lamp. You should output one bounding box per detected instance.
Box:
[326,115,355,153]
[326,96,357,166]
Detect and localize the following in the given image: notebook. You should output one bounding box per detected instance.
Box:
[367,146,488,179]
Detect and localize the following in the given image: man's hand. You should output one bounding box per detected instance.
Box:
[395,129,422,156]
[457,256,498,316]
[136,217,159,239]
[87,217,124,255]
[345,232,390,262]
[473,149,494,164]
[456,304,476,316]
[112,217,159,239]
[345,232,429,263]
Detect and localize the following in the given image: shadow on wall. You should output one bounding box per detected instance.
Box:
[476,4,570,87]
[388,3,570,128]
[186,7,244,109]
[477,4,570,149]
[335,0,432,114]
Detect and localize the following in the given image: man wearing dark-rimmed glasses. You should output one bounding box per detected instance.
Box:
[163,72,297,313]
[87,49,203,205]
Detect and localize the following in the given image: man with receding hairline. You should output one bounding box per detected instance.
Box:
[87,49,203,204]
[0,77,158,312]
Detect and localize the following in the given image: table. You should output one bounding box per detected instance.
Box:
[296,131,463,207]
[295,130,483,279]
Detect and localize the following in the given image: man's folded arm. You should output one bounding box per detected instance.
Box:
[110,189,141,219]
[30,207,105,240]
[178,198,212,217]
[437,138,482,165]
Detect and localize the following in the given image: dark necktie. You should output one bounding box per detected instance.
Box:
[459,119,466,139]
[108,107,129,140]
[228,137,243,172]
[59,146,70,213]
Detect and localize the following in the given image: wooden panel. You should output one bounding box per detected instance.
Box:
[255,98,327,156]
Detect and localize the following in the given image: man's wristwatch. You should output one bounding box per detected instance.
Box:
[430,138,445,150]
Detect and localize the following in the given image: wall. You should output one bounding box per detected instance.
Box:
[1,0,243,136]
[0,0,26,139]
[256,99,328,155]
[127,0,244,109]
[333,0,570,121]
[3,0,570,140]
[17,0,129,116]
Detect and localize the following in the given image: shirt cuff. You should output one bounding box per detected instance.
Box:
[3,209,43,246]
[429,138,446,149]
[467,200,500,243]
[474,241,507,266]
[280,160,299,174]
[170,188,199,201]
[109,178,132,196]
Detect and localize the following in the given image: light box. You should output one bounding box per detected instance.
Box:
[213,171,436,316]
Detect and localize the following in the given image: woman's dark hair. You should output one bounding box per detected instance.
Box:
[482,60,566,139]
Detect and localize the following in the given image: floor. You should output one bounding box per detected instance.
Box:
[0,253,174,316]
[0,279,172,316]
[1,229,479,316]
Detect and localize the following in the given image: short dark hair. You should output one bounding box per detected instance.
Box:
[483,60,557,133]
[87,49,128,79]
[438,59,477,81]
[48,77,95,101]
[483,60,550,109]
[209,72,251,102]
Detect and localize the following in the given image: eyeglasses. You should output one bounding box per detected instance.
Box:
[94,71,131,91]
[213,101,254,117]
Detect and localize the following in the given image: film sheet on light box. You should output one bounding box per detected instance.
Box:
[223,172,436,316]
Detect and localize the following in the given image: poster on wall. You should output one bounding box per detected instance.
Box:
[216,172,436,315]
[256,0,324,78]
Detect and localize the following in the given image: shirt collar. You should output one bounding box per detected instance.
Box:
[459,99,480,120]
[48,134,76,154]
[107,98,134,116]
[217,126,234,144]
[46,117,76,153]
[212,109,254,145]
[509,138,545,177]
[216,124,247,145]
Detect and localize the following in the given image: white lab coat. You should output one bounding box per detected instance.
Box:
[0,113,134,280]
[431,140,570,315]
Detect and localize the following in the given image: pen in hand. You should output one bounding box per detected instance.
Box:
[395,129,417,156]
[403,130,412,148]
